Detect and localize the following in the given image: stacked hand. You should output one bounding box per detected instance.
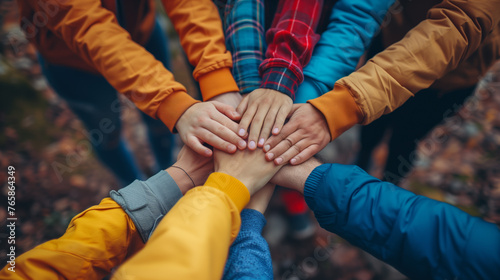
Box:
[263,103,330,165]
[175,101,247,157]
[214,147,282,195]
[236,89,293,150]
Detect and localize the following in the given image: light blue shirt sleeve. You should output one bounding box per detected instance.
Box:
[295,0,395,103]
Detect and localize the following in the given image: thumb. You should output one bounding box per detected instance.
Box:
[212,101,241,121]
[236,95,250,116]
[288,104,301,118]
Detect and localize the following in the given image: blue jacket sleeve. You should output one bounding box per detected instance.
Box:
[223,209,273,280]
[223,0,266,94]
[295,0,395,103]
[304,164,500,280]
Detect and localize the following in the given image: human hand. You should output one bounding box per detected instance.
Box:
[214,148,281,195]
[264,103,330,165]
[270,157,322,193]
[236,89,293,150]
[168,145,214,194]
[208,91,243,109]
[245,183,275,214]
[175,102,247,157]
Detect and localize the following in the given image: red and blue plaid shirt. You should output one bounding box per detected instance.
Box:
[221,0,323,99]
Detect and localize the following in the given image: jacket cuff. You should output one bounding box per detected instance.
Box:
[260,66,301,98]
[303,164,329,211]
[308,84,363,140]
[110,170,183,243]
[295,78,327,104]
[204,172,250,212]
[240,209,266,233]
[198,68,240,101]
[157,91,199,132]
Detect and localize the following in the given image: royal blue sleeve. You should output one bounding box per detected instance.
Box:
[223,209,273,280]
[304,164,500,280]
[295,0,395,103]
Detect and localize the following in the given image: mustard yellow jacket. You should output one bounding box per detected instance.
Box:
[0,173,250,280]
[18,0,239,131]
[307,0,500,140]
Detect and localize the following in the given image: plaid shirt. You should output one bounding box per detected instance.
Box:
[222,0,323,98]
[222,0,266,94]
[260,0,323,99]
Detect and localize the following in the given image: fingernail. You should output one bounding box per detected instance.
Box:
[275,157,283,165]
[228,144,237,153]
[248,141,256,150]
[290,158,297,165]
[272,127,279,134]
[264,145,270,152]
[238,140,247,149]
[204,149,212,156]
[267,153,274,160]
[258,138,265,147]
[238,129,245,137]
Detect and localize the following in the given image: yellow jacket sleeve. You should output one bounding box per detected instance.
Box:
[112,173,250,280]
[310,0,500,138]
[0,198,143,280]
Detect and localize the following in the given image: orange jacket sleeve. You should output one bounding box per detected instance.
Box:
[0,198,144,280]
[112,173,250,280]
[161,0,239,101]
[310,0,500,139]
[22,0,239,131]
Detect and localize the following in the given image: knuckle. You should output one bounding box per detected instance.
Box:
[188,138,199,148]
[215,125,226,135]
[291,144,301,153]
[196,116,205,125]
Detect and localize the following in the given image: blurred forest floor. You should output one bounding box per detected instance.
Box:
[1,1,500,279]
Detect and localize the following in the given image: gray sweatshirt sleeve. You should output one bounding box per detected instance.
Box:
[110,170,183,242]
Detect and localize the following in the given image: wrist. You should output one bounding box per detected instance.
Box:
[166,166,195,194]
[215,168,258,194]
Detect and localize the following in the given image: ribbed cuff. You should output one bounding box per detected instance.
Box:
[303,164,329,212]
[204,172,250,212]
[240,209,266,233]
[198,68,240,101]
[308,84,363,140]
[157,91,199,132]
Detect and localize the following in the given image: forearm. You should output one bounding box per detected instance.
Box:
[0,198,141,279]
[223,0,265,94]
[296,0,395,103]
[304,164,500,279]
[113,173,250,280]
[163,0,239,101]
[259,0,323,99]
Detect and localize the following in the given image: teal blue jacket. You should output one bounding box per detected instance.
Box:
[305,164,500,279]
[296,0,395,103]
